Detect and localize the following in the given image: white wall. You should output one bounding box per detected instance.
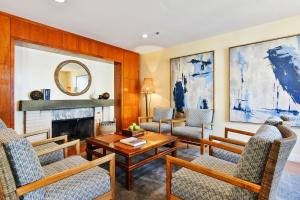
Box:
[140,15,300,162]
[15,46,114,133]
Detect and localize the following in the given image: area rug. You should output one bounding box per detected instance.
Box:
[114,147,300,200]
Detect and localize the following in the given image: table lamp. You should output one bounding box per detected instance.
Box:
[141,78,155,118]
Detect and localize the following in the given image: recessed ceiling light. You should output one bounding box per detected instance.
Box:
[54,0,66,3]
[142,34,148,39]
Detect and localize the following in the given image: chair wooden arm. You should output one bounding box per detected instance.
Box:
[158,118,173,133]
[203,122,214,128]
[166,155,261,200]
[202,139,243,154]
[225,127,255,138]
[22,129,51,139]
[31,135,68,147]
[160,118,173,123]
[36,139,80,157]
[210,135,247,146]
[16,153,115,197]
[138,116,153,124]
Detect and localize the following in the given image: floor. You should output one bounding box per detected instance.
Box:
[75,141,300,174]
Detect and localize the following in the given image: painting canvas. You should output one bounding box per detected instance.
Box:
[230,35,300,126]
[171,51,214,112]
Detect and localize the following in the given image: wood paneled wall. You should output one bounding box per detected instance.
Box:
[0,11,140,129]
[0,14,11,128]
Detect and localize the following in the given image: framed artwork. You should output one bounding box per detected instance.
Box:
[170,51,214,112]
[230,34,300,126]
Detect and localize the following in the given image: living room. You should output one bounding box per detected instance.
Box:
[0,0,300,200]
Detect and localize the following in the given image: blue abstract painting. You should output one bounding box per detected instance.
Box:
[171,51,214,112]
[230,35,300,126]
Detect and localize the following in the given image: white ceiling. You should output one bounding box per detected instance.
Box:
[1,0,300,53]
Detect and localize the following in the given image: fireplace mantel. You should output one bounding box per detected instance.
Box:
[19,99,114,111]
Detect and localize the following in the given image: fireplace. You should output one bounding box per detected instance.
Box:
[52,117,94,141]
[51,108,95,141]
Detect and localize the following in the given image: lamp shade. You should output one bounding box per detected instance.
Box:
[141,78,155,93]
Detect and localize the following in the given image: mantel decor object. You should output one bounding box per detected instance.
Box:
[102,92,110,100]
[42,89,51,101]
[29,90,43,100]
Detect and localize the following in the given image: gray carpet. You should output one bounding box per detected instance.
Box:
[114,147,300,200]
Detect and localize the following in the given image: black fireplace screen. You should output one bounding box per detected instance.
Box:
[52,117,94,141]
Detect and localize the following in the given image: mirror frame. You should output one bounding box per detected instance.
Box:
[54,60,92,96]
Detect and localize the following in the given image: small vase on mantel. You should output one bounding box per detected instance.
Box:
[90,91,98,100]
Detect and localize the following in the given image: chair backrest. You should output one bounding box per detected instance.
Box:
[264,115,293,127]
[259,125,297,200]
[232,124,297,200]
[152,107,174,122]
[0,129,18,200]
[0,119,7,129]
[0,128,45,199]
[234,125,282,184]
[184,108,214,127]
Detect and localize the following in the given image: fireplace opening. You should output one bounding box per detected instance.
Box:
[52,117,94,141]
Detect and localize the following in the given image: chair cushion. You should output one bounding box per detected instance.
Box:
[234,125,282,184]
[152,107,173,122]
[0,118,7,129]
[140,122,171,133]
[211,143,244,164]
[1,129,45,200]
[0,129,18,199]
[34,142,64,166]
[171,155,257,200]
[172,126,204,139]
[43,156,111,200]
[185,108,213,127]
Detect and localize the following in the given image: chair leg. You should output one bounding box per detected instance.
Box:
[200,143,204,155]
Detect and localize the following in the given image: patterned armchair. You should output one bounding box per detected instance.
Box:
[171,108,214,154]
[0,128,115,200]
[138,107,174,133]
[166,124,297,200]
[209,116,290,164]
[0,118,66,166]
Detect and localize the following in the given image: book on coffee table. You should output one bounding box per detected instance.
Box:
[120,137,146,147]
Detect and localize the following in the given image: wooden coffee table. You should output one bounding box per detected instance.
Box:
[86,132,177,190]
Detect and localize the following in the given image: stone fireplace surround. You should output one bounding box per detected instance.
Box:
[20,100,114,141]
[52,108,94,141]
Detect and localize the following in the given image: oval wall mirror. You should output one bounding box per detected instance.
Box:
[55,60,92,96]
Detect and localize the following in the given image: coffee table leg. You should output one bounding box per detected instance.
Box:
[126,171,133,190]
[171,141,177,157]
[126,157,133,190]
[86,142,92,161]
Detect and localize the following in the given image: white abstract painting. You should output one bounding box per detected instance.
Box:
[230,35,300,126]
[171,51,214,112]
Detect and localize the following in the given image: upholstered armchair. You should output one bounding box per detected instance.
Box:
[0,118,66,166]
[171,108,214,154]
[209,127,255,163]
[0,128,115,200]
[138,107,174,133]
[166,124,297,200]
[209,116,290,164]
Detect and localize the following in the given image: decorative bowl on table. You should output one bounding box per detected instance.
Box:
[122,123,145,137]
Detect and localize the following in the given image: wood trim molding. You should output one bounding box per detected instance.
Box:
[0,11,140,129]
